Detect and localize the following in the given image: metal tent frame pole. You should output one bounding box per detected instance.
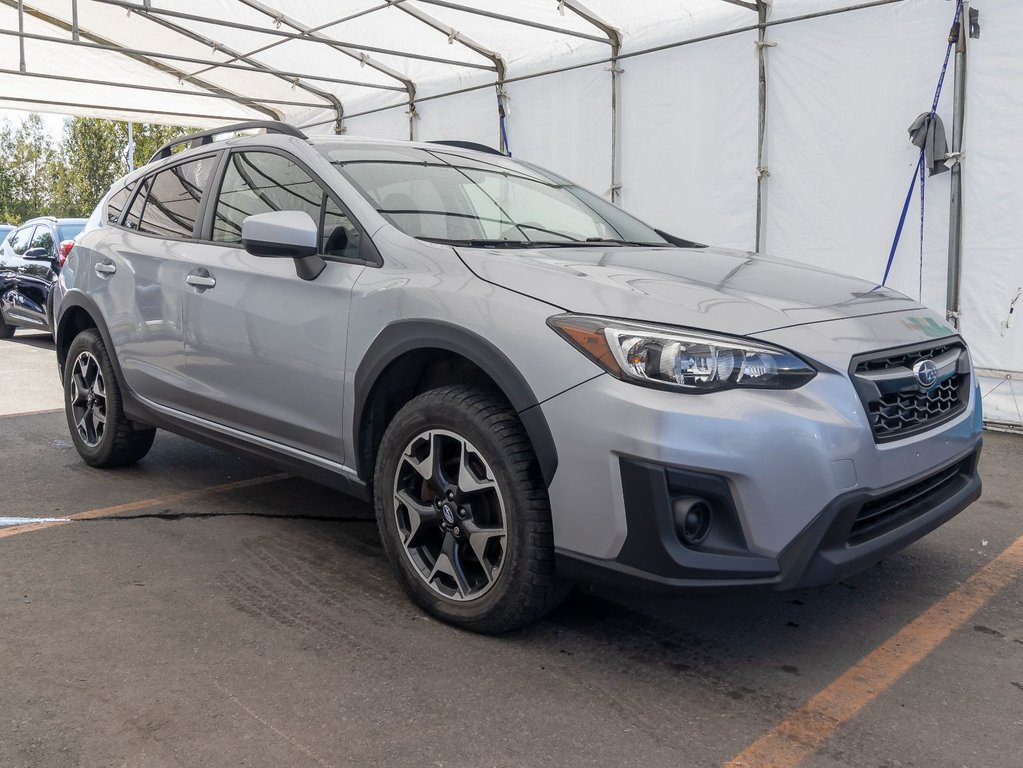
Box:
[561,0,622,203]
[104,3,347,131]
[755,0,771,253]
[0,27,406,92]
[3,0,283,121]
[946,2,970,329]
[386,1,508,149]
[228,0,416,137]
[181,4,401,84]
[95,0,493,71]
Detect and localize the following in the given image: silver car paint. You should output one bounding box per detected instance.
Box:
[540,308,979,560]
[178,241,363,462]
[456,245,918,335]
[56,133,983,578]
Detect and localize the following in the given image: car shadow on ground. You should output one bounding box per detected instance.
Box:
[6,332,55,351]
[272,474,959,686]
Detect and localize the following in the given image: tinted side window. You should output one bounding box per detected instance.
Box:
[124,180,149,231]
[137,158,216,239]
[30,226,55,255]
[213,152,322,244]
[106,181,136,224]
[10,227,35,255]
[323,197,360,259]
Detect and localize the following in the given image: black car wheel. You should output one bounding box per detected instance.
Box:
[0,311,13,339]
[375,385,565,633]
[64,329,156,467]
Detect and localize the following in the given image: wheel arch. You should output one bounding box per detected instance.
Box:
[55,292,127,393]
[353,320,558,491]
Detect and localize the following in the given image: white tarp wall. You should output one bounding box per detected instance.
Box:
[1,0,1021,422]
[337,0,1023,423]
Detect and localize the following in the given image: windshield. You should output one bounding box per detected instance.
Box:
[319,144,670,247]
[57,222,85,241]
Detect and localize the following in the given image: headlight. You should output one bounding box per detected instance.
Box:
[548,314,816,393]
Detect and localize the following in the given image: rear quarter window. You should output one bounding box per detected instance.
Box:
[135,157,217,239]
[105,182,136,225]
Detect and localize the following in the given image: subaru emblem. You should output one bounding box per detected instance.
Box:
[913,359,938,390]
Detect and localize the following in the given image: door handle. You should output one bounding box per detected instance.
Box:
[185,274,216,289]
[94,262,116,276]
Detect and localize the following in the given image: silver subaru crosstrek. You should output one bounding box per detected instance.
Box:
[54,122,982,633]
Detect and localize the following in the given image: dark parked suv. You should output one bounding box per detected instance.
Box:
[0,216,85,337]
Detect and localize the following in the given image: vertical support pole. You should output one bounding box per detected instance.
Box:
[755,0,769,253]
[946,3,969,329]
[126,121,135,172]
[609,39,622,204]
[497,85,509,155]
[18,0,26,72]
[72,0,80,42]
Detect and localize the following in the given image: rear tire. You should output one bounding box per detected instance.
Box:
[0,313,14,339]
[374,385,565,634]
[64,329,156,467]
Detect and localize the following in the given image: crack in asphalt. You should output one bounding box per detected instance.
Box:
[89,512,373,523]
[1,513,372,526]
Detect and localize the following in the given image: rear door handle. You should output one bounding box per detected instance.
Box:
[185,274,216,289]
[94,262,116,276]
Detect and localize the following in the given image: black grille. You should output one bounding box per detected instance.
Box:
[848,457,970,545]
[853,342,969,442]
[868,374,963,437]
[857,343,957,373]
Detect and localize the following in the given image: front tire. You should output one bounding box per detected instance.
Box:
[0,311,14,339]
[374,386,564,633]
[64,329,156,467]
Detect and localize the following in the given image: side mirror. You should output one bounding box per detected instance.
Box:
[23,247,53,262]
[242,210,325,280]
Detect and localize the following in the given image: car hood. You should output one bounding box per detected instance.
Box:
[455,245,918,336]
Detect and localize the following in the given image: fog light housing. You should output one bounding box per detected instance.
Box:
[672,496,713,547]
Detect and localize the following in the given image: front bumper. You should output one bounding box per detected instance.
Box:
[556,444,981,592]
[540,356,983,592]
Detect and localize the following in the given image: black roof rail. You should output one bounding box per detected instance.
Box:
[148,120,307,164]
[428,140,504,156]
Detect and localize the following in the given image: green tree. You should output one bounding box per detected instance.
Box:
[119,122,191,170]
[0,118,15,223]
[0,114,199,221]
[1,114,56,222]
[48,118,122,218]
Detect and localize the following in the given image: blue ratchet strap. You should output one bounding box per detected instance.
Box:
[918,144,927,299]
[882,0,963,286]
[883,152,923,286]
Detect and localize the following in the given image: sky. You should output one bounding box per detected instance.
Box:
[1,108,70,142]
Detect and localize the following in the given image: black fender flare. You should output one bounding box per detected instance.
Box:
[353,320,559,487]
[55,291,131,395]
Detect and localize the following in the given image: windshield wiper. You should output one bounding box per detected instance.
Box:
[583,238,670,247]
[418,237,585,248]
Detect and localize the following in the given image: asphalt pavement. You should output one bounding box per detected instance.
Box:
[1,330,1020,768]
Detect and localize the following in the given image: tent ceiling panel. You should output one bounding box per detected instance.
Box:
[0,3,278,120]
[0,0,768,128]
[5,0,340,117]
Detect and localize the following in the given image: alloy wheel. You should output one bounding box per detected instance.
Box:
[392,429,507,602]
[69,351,107,448]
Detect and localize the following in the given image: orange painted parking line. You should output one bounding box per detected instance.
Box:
[0,407,64,418]
[726,534,1023,768]
[0,473,290,540]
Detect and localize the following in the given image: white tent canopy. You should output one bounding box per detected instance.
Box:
[3,0,1023,424]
